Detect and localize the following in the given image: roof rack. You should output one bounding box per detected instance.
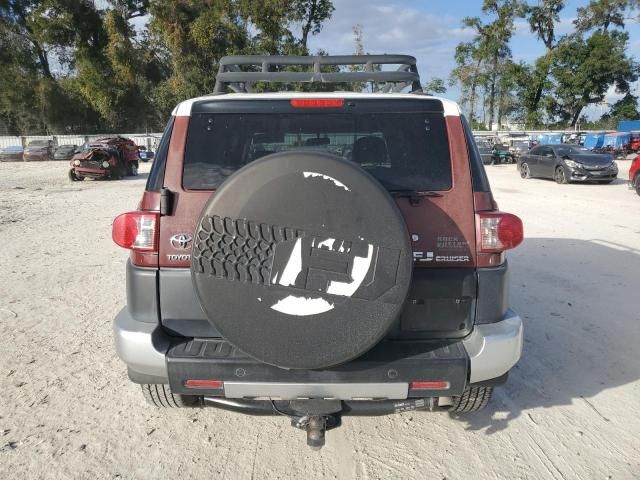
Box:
[213,55,422,94]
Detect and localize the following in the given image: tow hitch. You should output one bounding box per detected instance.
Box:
[287,399,343,449]
[204,397,440,449]
[292,415,341,449]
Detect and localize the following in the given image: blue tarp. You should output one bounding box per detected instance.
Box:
[537,133,562,145]
[584,133,606,149]
[617,120,640,132]
[603,133,631,149]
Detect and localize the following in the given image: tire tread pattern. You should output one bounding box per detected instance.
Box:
[141,384,199,408]
[192,215,305,285]
[450,385,493,413]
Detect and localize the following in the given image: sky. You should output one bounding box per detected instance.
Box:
[306,0,640,118]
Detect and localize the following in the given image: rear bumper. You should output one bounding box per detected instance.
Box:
[462,309,523,383]
[113,307,523,398]
[113,308,170,379]
[0,155,23,161]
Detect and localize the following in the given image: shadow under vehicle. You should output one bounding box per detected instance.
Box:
[517,143,618,184]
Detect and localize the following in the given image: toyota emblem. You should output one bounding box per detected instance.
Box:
[170,233,193,250]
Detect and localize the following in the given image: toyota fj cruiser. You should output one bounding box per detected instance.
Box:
[112,55,524,448]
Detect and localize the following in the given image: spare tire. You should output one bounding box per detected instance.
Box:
[191,151,412,369]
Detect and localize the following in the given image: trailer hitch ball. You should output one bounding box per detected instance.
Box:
[306,416,326,450]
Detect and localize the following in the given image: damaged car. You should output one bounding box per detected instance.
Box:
[69,136,139,181]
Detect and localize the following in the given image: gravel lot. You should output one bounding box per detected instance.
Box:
[0,159,639,480]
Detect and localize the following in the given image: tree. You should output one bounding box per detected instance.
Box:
[609,92,640,118]
[346,24,382,92]
[423,78,447,95]
[107,0,149,20]
[1,0,54,79]
[150,1,248,100]
[294,0,334,51]
[522,0,564,127]
[496,59,527,128]
[0,15,41,133]
[0,0,338,132]
[451,1,524,129]
[238,0,333,55]
[574,0,639,32]
[450,33,487,123]
[548,30,638,126]
[0,0,108,133]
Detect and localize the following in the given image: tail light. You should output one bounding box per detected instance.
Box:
[410,381,450,391]
[290,98,345,108]
[478,212,524,252]
[112,212,159,251]
[184,379,224,389]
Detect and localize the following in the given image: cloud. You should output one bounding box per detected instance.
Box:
[307,0,473,85]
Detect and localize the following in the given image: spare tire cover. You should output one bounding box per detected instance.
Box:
[191,151,412,369]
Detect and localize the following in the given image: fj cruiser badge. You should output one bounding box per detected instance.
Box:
[170,233,193,250]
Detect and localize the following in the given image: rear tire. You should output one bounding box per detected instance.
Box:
[141,384,200,408]
[520,163,531,179]
[634,174,640,196]
[449,385,493,413]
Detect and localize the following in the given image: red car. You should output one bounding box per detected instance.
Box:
[23,139,53,161]
[629,132,640,152]
[629,155,640,195]
[69,136,139,181]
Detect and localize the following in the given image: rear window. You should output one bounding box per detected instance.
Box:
[183,112,451,191]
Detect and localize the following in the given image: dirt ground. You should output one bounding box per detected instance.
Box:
[0,159,639,480]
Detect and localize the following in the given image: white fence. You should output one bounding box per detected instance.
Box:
[0,133,163,149]
[0,129,603,151]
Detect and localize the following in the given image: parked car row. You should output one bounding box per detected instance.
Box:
[474,137,638,197]
[0,140,155,164]
[475,130,640,159]
[1,140,76,161]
